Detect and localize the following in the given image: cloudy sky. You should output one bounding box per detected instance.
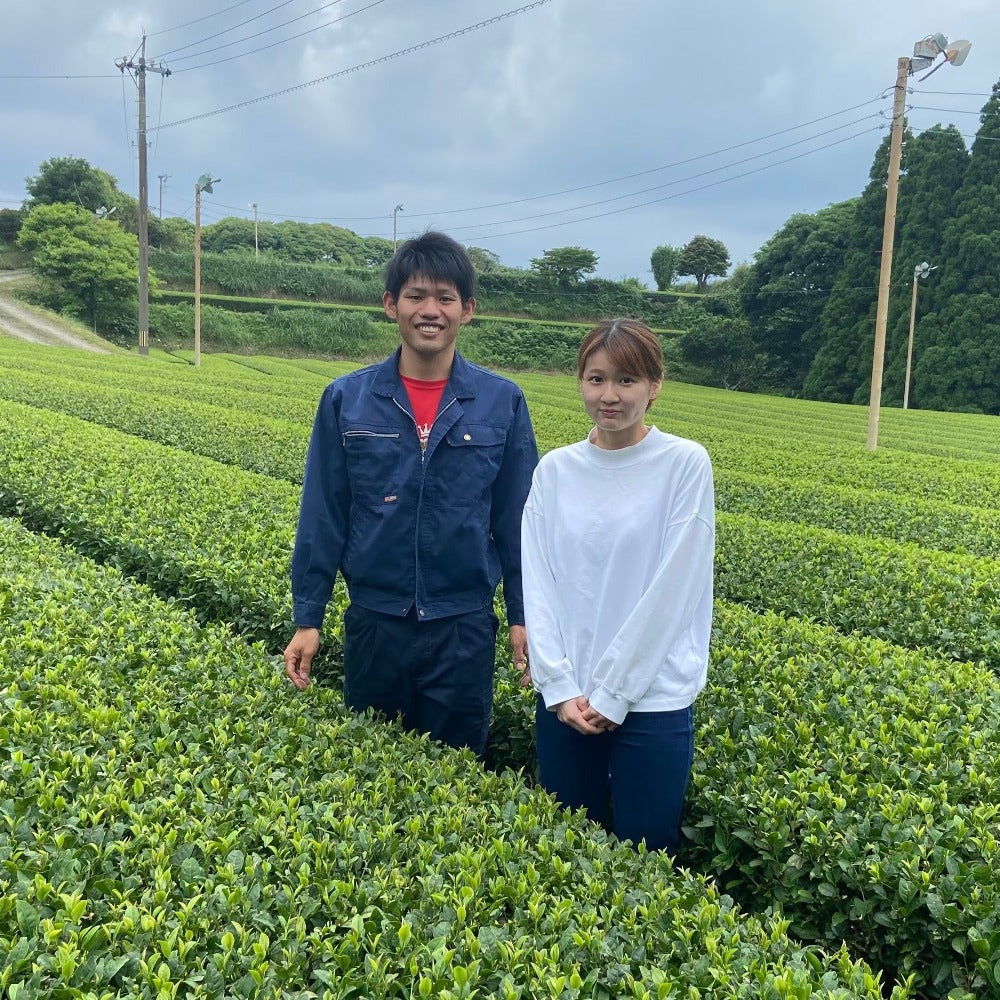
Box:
[2,1,998,282]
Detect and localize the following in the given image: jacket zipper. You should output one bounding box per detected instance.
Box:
[393,394,457,618]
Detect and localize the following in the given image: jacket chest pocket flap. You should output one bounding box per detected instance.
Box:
[437,423,507,500]
[342,428,402,494]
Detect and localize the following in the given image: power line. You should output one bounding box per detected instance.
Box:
[173,0,389,73]
[151,72,168,163]
[908,105,999,117]
[438,121,880,235]
[155,0,553,130]
[0,73,118,79]
[164,125,883,246]
[156,0,301,57]
[460,125,885,243]
[185,111,890,229]
[402,97,889,219]
[909,89,996,98]
[149,0,261,38]
[187,97,891,227]
[164,0,353,63]
[120,69,136,162]
[208,200,387,221]
[422,113,885,235]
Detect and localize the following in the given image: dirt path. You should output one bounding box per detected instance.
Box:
[0,271,110,353]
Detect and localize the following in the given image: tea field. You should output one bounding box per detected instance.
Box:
[1,336,999,999]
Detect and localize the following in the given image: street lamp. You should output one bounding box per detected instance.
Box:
[393,204,404,252]
[903,261,938,410]
[194,173,221,368]
[157,174,169,220]
[866,33,970,450]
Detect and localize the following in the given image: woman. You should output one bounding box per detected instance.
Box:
[521,318,715,855]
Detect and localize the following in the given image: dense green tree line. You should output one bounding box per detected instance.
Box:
[734,80,1000,414]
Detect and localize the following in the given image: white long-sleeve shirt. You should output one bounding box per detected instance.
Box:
[522,426,715,725]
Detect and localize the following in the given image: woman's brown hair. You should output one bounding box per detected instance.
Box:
[577,318,664,383]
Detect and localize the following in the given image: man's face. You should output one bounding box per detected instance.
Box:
[383,274,475,363]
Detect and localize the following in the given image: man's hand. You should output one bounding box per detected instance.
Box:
[284,627,320,690]
[554,696,605,736]
[509,624,532,688]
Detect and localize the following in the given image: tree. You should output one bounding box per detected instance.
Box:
[17,202,141,336]
[880,124,968,406]
[201,217,259,255]
[803,119,971,406]
[467,246,502,274]
[678,312,764,390]
[741,200,857,391]
[803,134,897,403]
[530,246,598,286]
[909,83,1000,413]
[150,215,195,252]
[650,244,679,290]
[361,236,395,268]
[0,208,23,245]
[676,236,730,292]
[25,156,118,214]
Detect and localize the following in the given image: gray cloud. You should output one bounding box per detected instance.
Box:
[2,0,998,282]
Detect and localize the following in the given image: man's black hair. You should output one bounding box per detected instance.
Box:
[384,231,477,304]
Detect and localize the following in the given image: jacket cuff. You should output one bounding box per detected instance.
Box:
[293,600,327,629]
[504,596,524,626]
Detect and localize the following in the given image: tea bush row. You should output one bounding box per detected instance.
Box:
[0,343,996,565]
[1,398,996,673]
[0,517,893,999]
[522,400,1000,510]
[492,597,1000,998]
[1,401,998,993]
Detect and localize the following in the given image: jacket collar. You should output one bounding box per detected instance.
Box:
[371,347,477,399]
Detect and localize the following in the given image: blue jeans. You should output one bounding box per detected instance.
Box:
[535,697,695,855]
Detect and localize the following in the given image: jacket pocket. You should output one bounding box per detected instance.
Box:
[342,428,402,495]
[431,424,507,503]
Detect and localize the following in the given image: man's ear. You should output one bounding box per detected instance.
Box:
[382,290,398,320]
[461,296,476,325]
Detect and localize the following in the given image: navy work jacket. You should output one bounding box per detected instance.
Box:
[292,349,538,629]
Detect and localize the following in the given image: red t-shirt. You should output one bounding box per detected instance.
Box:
[401,376,448,450]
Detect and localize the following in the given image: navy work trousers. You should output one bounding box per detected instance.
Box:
[342,603,498,756]
[535,698,695,855]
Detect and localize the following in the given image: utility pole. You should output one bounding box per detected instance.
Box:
[157,174,170,219]
[903,262,936,409]
[252,203,259,257]
[117,36,170,357]
[393,204,404,251]
[866,56,908,451]
[195,182,203,368]
[866,33,969,449]
[195,175,220,369]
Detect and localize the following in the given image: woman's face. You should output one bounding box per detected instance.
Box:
[580,348,661,449]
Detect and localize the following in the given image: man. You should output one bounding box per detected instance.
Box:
[284,231,538,756]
